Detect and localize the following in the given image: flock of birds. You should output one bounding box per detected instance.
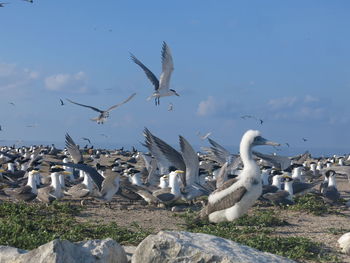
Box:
[0,40,349,254]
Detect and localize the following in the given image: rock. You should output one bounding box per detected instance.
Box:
[132,231,296,263]
[123,246,136,263]
[0,246,27,263]
[11,238,127,263]
[338,232,350,255]
[78,238,127,263]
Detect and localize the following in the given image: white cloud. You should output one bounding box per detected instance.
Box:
[44,71,88,93]
[304,95,319,103]
[197,96,217,116]
[0,62,40,94]
[268,96,297,109]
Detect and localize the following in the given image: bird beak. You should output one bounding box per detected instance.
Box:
[62,171,72,175]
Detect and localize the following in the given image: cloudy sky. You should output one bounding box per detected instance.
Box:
[0,1,349,156]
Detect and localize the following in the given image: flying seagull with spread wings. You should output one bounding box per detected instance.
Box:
[66,93,136,124]
[130,42,179,105]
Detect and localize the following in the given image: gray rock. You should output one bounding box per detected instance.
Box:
[0,246,27,263]
[9,239,127,263]
[123,246,136,263]
[132,231,296,263]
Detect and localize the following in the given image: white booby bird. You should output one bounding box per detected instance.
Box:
[200,130,279,223]
[130,42,179,105]
[338,232,350,255]
[66,93,136,124]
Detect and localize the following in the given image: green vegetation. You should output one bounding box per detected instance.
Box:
[287,193,330,216]
[179,209,338,262]
[0,201,150,250]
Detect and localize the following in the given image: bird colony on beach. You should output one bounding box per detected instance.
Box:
[1,41,350,255]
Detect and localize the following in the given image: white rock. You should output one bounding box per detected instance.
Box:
[0,246,27,263]
[123,246,136,263]
[9,239,127,263]
[132,231,296,263]
[338,232,350,255]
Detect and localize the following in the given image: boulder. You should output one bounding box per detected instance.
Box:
[9,238,127,263]
[132,231,296,263]
[0,246,27,263]
[123,246,137,263]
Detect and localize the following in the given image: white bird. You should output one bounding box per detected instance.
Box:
[66,93,136,124]
[130,42,179,105]
[200,130,280,223]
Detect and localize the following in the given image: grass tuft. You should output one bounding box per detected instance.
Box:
[0,201,150,250]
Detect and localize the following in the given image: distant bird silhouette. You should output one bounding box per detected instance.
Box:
[82,137,91,144]
[168,103,174,111]
[60,99,64,106]
[9,102,15,106]
[259,119,264,125]
[0,125,2,131]
[285,143,290,147]
[302,138,308,142]
[0,2,9,7]
[22,0,33,2]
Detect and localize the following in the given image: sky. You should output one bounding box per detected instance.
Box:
[0,0,349,156]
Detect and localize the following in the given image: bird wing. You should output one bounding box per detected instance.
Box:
[201,186,247,218]
[53,162,104,191]
[143,128,185,175]
[65,133,83,164]
[253,151,291,170]
[204,138,236,165]
[82,137,91,144]
[130,53,159,90]
[179,135,199,186]
[105,92,136,112]
[66,99,103,113]
[158,42,174,92]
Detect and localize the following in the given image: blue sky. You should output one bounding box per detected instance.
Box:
[0,1,349,156]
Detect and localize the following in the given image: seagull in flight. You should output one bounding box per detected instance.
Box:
[130,41,179,105]
[196,131,212,140]
[9,102,15,106]
[82,137,91,144]
[66,93,136,124]
[60,99,65,106]
[302,138,308,142]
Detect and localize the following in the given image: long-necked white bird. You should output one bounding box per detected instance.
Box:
[66,93,136,124]
[130,42,179,105]
[200,130,280,223]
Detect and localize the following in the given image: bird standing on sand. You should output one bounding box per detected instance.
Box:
[200,130,280,223]
[130,42,179,105]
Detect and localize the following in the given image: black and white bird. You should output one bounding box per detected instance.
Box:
[200,130,280,223]
[130,42,179,105]
[66,93,136,124]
